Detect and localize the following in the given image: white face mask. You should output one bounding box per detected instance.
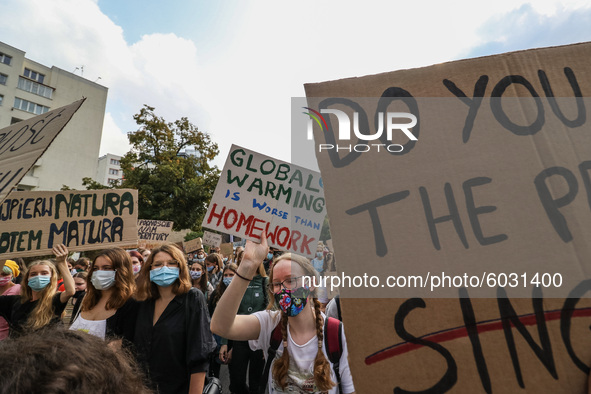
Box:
[91,270,116,290]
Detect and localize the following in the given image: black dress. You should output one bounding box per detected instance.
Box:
[133,287,217,393]
[0,293,67,337]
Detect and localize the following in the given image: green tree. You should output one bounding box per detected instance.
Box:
[120,105,220,231]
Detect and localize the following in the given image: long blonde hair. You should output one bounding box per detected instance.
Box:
[20,260,59,331]
[268,253,335,392]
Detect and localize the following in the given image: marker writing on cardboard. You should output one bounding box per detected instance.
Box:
[366,280,591,393]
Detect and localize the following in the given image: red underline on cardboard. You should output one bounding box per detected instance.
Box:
[365,307,591,366]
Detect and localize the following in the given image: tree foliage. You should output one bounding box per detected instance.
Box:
[120,105,220,231]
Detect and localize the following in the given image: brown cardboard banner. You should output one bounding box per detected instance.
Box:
[137,219,173,244]
[305,42,591,393]
[183,237,202,253]
[0,99,85,204]
[202,230,222,248]
[0,189,137,258]
[220,242,233,256]
[202,145,326,258]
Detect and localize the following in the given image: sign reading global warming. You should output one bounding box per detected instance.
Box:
[0,189,138,258]
[202,145,325,258]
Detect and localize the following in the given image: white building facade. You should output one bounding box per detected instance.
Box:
[0,41,108,191]
[96,153,123,186]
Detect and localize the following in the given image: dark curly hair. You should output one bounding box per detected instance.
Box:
[0,327,151,394]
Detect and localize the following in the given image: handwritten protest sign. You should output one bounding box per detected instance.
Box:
[183,237,202,253]
[0,99,85,204]
[304,42,591,392]
[202,230,222,248]
[220,242,233,256]
[0,189,137,258]
[138,219,173,242]
[202,145,326,259]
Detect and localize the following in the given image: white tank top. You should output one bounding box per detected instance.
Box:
[69,315,107,339]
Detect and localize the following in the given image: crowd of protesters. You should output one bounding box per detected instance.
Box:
[0,237,355,394]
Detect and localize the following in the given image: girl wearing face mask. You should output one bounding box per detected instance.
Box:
[207,264,237,379]
[128,250,144,280]
[222,254,268,394]
[211,233,356,394]
[0,245,75,338]
[67,272,88,325]
[205,253,223,290]
[134,244,217,394]
[0,260,22,340]
[69,248,137,341]
[190,260,213,299]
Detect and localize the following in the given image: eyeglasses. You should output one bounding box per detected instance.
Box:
[152,260,180,268]
[268,276,303,293]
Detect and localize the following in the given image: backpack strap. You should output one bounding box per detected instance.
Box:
[259,321,283,394]
[335,295,342,321]
[324,316,344,393]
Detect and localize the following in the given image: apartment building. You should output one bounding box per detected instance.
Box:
[96,153,123,186]
[0,41,108,191]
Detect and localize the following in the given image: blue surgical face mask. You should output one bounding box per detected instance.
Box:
[150,266,179,287]
[267,253,273,261]
[91,270,117,290]
[28,275,51,292]
[197,258,205,263]
[207,265,214,272]
[223,277,233,286]
[316,252,323,258]
[190,271,202,280]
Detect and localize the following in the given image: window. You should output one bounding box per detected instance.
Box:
[14,97,50,115]
[0,52,11,66]
[0,73,7,85]
[17,77,53,99]
[23,68,44,84]
[0,94,3,106]
[108,178,119,185]
[110,158,120,165]
[109,168,119,175]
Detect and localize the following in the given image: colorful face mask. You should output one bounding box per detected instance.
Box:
[0,276,12,286]
[132,264,141,274]
[28,275,51,291]
[274,286,310,317]
[190,271,202,280]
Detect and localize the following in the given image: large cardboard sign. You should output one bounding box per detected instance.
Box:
[183,237,202,253]
[305,43,591,392]
[202,145,326,258]
[0,189,137,258]
[0,99,85,204]
[202,230,222,248]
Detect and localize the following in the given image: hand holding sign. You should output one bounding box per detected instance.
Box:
[52,244,68,264]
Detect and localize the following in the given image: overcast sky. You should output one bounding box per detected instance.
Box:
[1,0,590,169]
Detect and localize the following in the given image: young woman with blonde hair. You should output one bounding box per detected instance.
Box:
[70,248,138,342]
[133,244,216,394]
[0,245,75,338]
[211,233,355,393]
